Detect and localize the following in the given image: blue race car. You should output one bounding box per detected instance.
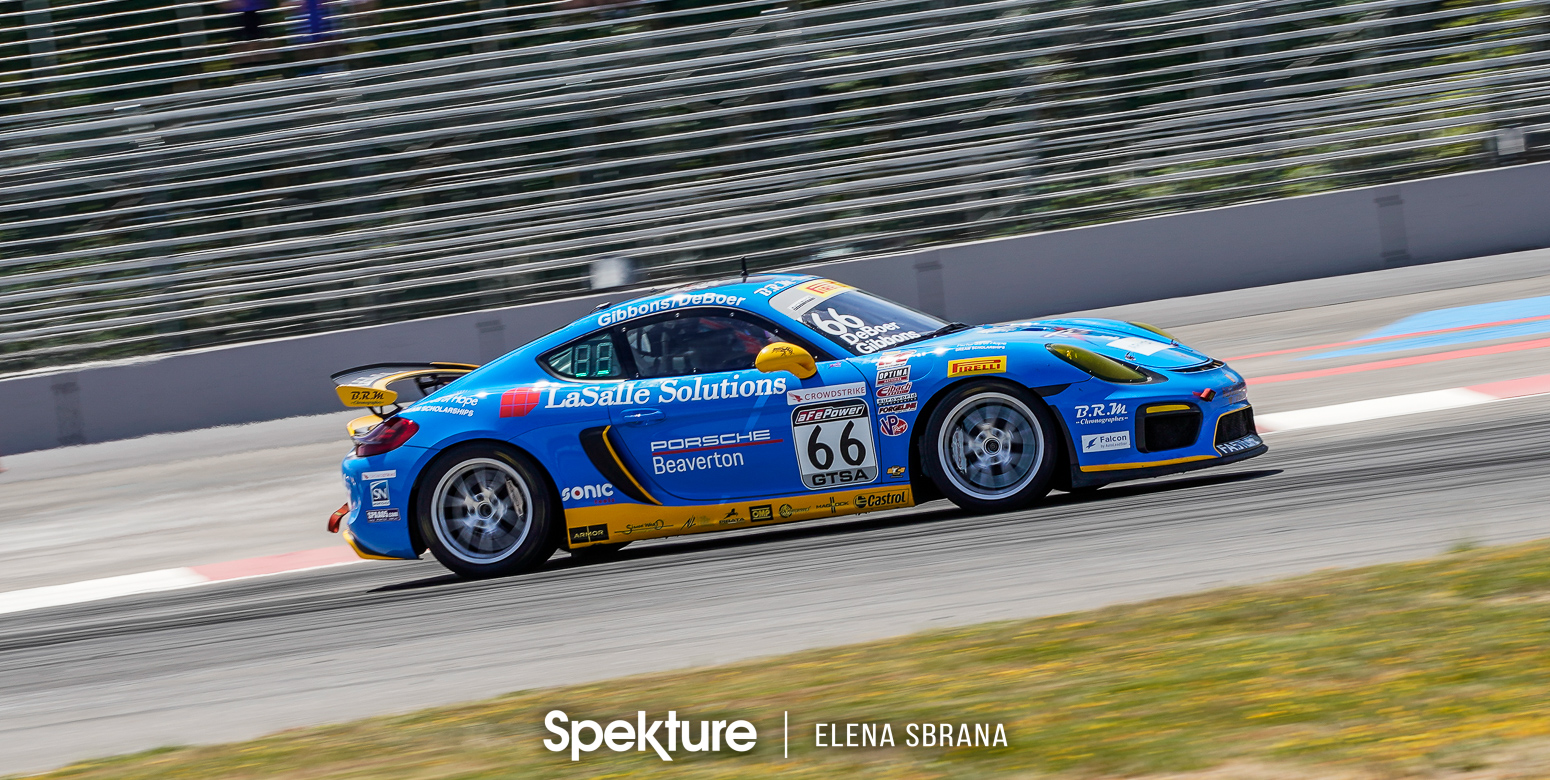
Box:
[328,275,1264,578]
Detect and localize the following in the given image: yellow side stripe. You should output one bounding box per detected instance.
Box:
[602,425,662,506]
[1146,404,1192,413]
[1080,454,1216,472]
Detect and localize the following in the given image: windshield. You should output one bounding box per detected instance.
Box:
[769,280,948,355]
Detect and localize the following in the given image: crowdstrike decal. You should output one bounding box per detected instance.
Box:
[544,711,757,761]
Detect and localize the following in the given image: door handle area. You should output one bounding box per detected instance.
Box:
[621,408,666,426]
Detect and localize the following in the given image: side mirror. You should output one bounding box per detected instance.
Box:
[755,342,817,379]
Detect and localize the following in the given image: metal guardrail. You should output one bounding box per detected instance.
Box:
[2,0,1549,373]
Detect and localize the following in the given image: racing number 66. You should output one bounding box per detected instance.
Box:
[792,400,880,489]
[806,421,867,470]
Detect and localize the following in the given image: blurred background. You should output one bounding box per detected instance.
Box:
[4,0,1549,373]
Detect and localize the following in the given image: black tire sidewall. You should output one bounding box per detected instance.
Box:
[415,443,558,579]
[921,380,1059,513]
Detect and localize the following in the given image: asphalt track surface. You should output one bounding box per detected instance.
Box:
[5,250,1550,774]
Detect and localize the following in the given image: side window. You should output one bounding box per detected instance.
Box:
[623,315,783,378]
[544,330,622,380]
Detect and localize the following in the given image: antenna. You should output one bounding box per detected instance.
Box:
[739,256,749,283]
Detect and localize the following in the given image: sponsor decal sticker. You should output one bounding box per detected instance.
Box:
[500,386,542,417]
[816,496,851,514]
[562,483,616,504]
[779,503,799,518]
[750,504,774,521]
[787,381,868,405]
[365,508,400,523]
[651,430,774,453]
[650,429,777,475]
[754,279,798,296]
[414,403,475,417]
[361,470,396,481]
[946,355,1007,378]
[369,480,390,507]
[950,341,1007,352]
[875,366,910,384]
[768,279,854,318]
[597,292,748,327]
[1107,336,1173,356]
[1074,402,1130,425]
[876,350,914,367]
[1216,433,1263,455]
[622,520,668,536]
[878,414,908,437]
[1081,431,1132,453]
[568,524,610,545]
[886,465,906,477]
[720,507,745,526]
[876,382,912,399]
[544,376,787,410]
[878,400,919,414]
[854,490,909,511]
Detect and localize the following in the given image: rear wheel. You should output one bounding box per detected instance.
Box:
[416,444,557,579]
[922,382,1058,513]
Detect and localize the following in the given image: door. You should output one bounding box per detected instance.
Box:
[605,309,872,503]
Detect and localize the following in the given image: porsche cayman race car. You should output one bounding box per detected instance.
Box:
[328,274,1265,578]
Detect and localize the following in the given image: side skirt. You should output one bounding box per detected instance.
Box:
[562,485,915,548]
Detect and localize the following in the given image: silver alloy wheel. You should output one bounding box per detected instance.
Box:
[430,457,533,564]
[936,391,1044,501]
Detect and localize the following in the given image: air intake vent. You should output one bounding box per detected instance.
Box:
[1138,405,1201,453]
[1215,407,1257,446]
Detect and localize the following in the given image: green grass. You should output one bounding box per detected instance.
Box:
[28,539,1550,780]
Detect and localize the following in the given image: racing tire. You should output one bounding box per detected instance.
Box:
[569,540,632,563]
[415,443,558,579]
[921,381,1059,513]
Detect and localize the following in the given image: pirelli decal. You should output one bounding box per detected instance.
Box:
[946,355,1007,378]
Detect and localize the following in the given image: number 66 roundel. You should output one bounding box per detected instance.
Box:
[791,399,879,489]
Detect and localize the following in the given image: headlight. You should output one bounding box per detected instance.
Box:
[1046,343,1150,383]
[1127,321,1177,342]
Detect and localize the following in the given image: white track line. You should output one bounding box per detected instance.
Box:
[1256,388,1495,433]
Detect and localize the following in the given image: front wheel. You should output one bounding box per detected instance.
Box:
[416,444,558,579]
[922,382,1059,513]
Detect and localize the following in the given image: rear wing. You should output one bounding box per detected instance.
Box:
[331,362,479,435]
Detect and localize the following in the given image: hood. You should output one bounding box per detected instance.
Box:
[965,319,1215,370]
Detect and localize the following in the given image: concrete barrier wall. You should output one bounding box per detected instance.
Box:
[5,160,1550,455]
